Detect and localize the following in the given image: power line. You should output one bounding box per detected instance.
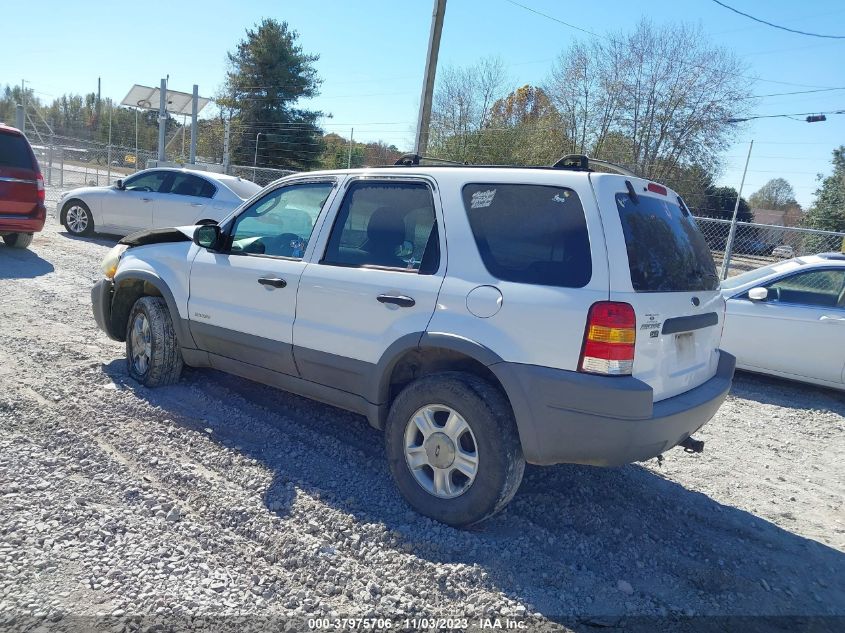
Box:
[711,0,845,39]
[504,0,845,89]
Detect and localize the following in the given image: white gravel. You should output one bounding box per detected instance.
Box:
[0,220,843,630]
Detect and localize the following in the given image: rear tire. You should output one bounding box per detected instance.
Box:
[62,200,94,236]
[126,296,183,387]
[2,233,34,249]
[385,372,525,527]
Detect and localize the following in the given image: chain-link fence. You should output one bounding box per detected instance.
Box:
[33,135,156,208]
[694,217,845,277]
[227,164,296,186]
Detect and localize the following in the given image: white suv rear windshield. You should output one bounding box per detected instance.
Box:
[615,192,718,292]
[463,183,591,288]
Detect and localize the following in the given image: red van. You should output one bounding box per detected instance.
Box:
[0,124,46,249]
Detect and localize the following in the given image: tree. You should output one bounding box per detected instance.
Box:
[221,19,323,169]
[428,57,508,162]
[803,146,845,233]
[701,185,752,222]
[545,20,752,181]
[749,178,799,211]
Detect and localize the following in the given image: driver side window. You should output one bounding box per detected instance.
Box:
[229,181,334,258]
[124,171,168,193]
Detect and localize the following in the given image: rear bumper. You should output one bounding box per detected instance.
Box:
[0,205,47,234]
[91,279,121,341]
[492,351,736,466]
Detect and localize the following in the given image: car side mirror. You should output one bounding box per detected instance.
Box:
[193,224,222,251]
[116,179,125,190]
[748,287,768,301]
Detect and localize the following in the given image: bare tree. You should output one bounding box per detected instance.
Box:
[546,20,752,179]
[429,57,508,161]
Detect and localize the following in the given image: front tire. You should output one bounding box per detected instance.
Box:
[2,233,34,249]
[62,200,94,236]
[126,296,183,387]
[385,372,525,527]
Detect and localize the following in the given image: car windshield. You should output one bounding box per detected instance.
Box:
[223,178,262,200]
[720,259,804,289]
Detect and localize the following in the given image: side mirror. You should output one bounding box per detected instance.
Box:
[193,224,222,251]
[116,179,125,190]
[748,287,768,301]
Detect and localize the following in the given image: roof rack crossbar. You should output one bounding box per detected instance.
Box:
[551,154,638,177]
[393,153,467,167]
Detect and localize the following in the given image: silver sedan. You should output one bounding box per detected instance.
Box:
[56,168,261,237]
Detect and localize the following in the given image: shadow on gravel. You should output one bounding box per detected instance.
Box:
[0,247,54,279]
[731,371,845,415]
[101,360,845,625]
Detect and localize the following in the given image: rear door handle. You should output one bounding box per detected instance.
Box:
[141,197,152,202]
[377,294,415,307]
[819,315,845,323]
[258,277,287,288]
[189,202,203,207]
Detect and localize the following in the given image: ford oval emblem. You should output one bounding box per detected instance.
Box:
[691,296,701,307]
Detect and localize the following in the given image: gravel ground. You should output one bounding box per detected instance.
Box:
[1,220,843,631]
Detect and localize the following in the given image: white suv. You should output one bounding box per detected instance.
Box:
[91,156,735,526]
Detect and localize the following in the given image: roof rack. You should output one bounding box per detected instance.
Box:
[393,153,467,166]
[551,154,638,177]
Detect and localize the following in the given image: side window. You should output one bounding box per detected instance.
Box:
[322,181,439,272]
[124,171,169,193]
[462,183,591,288]
[168,174,215,198]
[763,269,845,308]
[229,181,334,258]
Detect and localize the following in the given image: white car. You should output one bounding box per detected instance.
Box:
[89,157,734,526]
[771,244,795,259]
[721,253,845,389]
[56,168,261,237]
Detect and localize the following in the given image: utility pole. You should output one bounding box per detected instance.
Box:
[135,108,139,172]
[157,78,167,162]
[721,140,754,280]
[413,0,447,157]
[347,128,354,169]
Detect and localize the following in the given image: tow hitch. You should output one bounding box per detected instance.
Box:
[680,436,705,454]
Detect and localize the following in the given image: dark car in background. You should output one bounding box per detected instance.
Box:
[0,124,46,249]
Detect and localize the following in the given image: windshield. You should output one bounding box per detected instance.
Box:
[224,177,262,200]
[720,259,804,289]
[615,192,718,292]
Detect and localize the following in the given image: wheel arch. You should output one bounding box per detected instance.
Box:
[372,332,511,428]
[111,270,195,347]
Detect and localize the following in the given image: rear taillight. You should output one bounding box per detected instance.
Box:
[36,172,45,203]
[579,301,636,375]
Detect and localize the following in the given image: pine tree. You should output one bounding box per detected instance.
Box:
[221,19,323,170]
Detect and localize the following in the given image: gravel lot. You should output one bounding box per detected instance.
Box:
[1,220,843,631]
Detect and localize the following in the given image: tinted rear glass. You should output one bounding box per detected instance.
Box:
[224,178,262,200]
[463,183,591,288]
[615,192,718,292]
[0,132,35,169]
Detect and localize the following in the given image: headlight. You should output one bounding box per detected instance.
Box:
[100,244,128,280]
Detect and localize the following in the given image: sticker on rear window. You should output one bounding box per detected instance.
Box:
[470,189,496,209]
[552,192,570,203]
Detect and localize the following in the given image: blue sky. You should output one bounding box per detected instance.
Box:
[3,0,844,207]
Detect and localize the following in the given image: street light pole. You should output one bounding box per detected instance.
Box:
[253,132,263,180]
[720,140,754,280]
